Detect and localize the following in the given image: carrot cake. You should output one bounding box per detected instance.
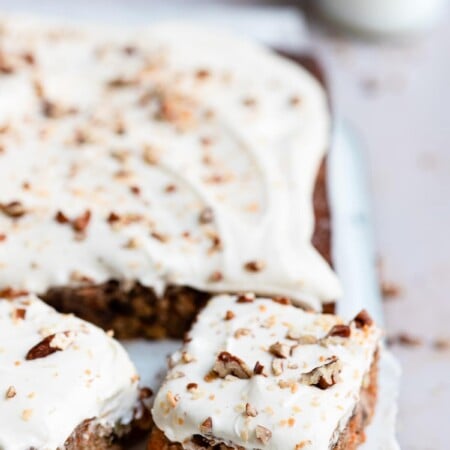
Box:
[0,17,341,338]
[149,294,380,450]
[0,293,151,449]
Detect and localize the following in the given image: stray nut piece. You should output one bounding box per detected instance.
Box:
[353,310,373,329]
[213,351,252,379]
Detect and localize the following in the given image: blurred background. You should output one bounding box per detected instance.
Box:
[1,0,449,448]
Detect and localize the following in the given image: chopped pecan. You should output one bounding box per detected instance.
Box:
[269,342,290,359]
[199,207,214,224]
[255,425,272,444]
[41,100,76,119]
[253,361,267,376]
[236,292,255,303]
[186,383,198,391]
[300,356,342,390]
[272,296,292,306]
[208,271,223,283]
[0,288,29,299]
[224,310,235,321]
[5,386,16,399]
[72,210,91,233]
[0,201,27,218]
[271,358,284,376]
[26,331,74,360]
[199,417,213,434]
[234,328,251,339]
[353,310,373,329]
[213,351,252,379]
[244,260,266,272]
[54,211,70,224]
[327,324,351,338]
[11,308,26,321]
[245,403,258,417]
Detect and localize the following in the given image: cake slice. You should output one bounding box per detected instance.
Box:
[149,294,380,450]
[0,293,151,449]
[0,17,341,339]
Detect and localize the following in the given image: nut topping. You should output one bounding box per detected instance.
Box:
[199,207,214,224]
[327,324,351,338]
[213,351,252,379]
[0,201,27,218]
[236,292,255,303]
[26,331,74,361]
[353,310,373,329]
[253,361,267,376]
[269,342,290,359]
[300,356,342,390]
[5,386,16,399]
[255,425,272,444]
[245,403,258,417]
[224,310,235,321]
[199,417,213,434]
[271,358,284,376]
[72,210,91,233]
[208,271,223,283]
[244,260,266,272]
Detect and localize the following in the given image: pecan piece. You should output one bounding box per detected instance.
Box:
[0,201,27,218]
[213,351,252,379]
[26,331,74,360]
[253,361,267,376]
[208,271,223,283]
[271,358,284,376]
[269,342,290,359]
[300,356,342,390]
[199,207,214,224]
[255,425,272,444]
[244,260,266,272]
[72,210,91,233]
[327,324,351,338]
[5,386,16,399]
[236,292,255,303]
[224,310,235,321]
[353,310,373,329]
[199,417,213,434]
[245,403,258,417]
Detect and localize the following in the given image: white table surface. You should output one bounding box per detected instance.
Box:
[0,1,449,448]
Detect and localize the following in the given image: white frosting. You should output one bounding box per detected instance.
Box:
[153,295,380,450]
[0,17,341,310]
[0,294,141,450]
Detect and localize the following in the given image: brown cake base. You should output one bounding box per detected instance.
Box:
[146,353,379,450]
[64,398,152,450]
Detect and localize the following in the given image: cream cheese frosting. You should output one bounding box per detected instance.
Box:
[152,294,381,449]
[0,16,341,310]
[0,293,141,450]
